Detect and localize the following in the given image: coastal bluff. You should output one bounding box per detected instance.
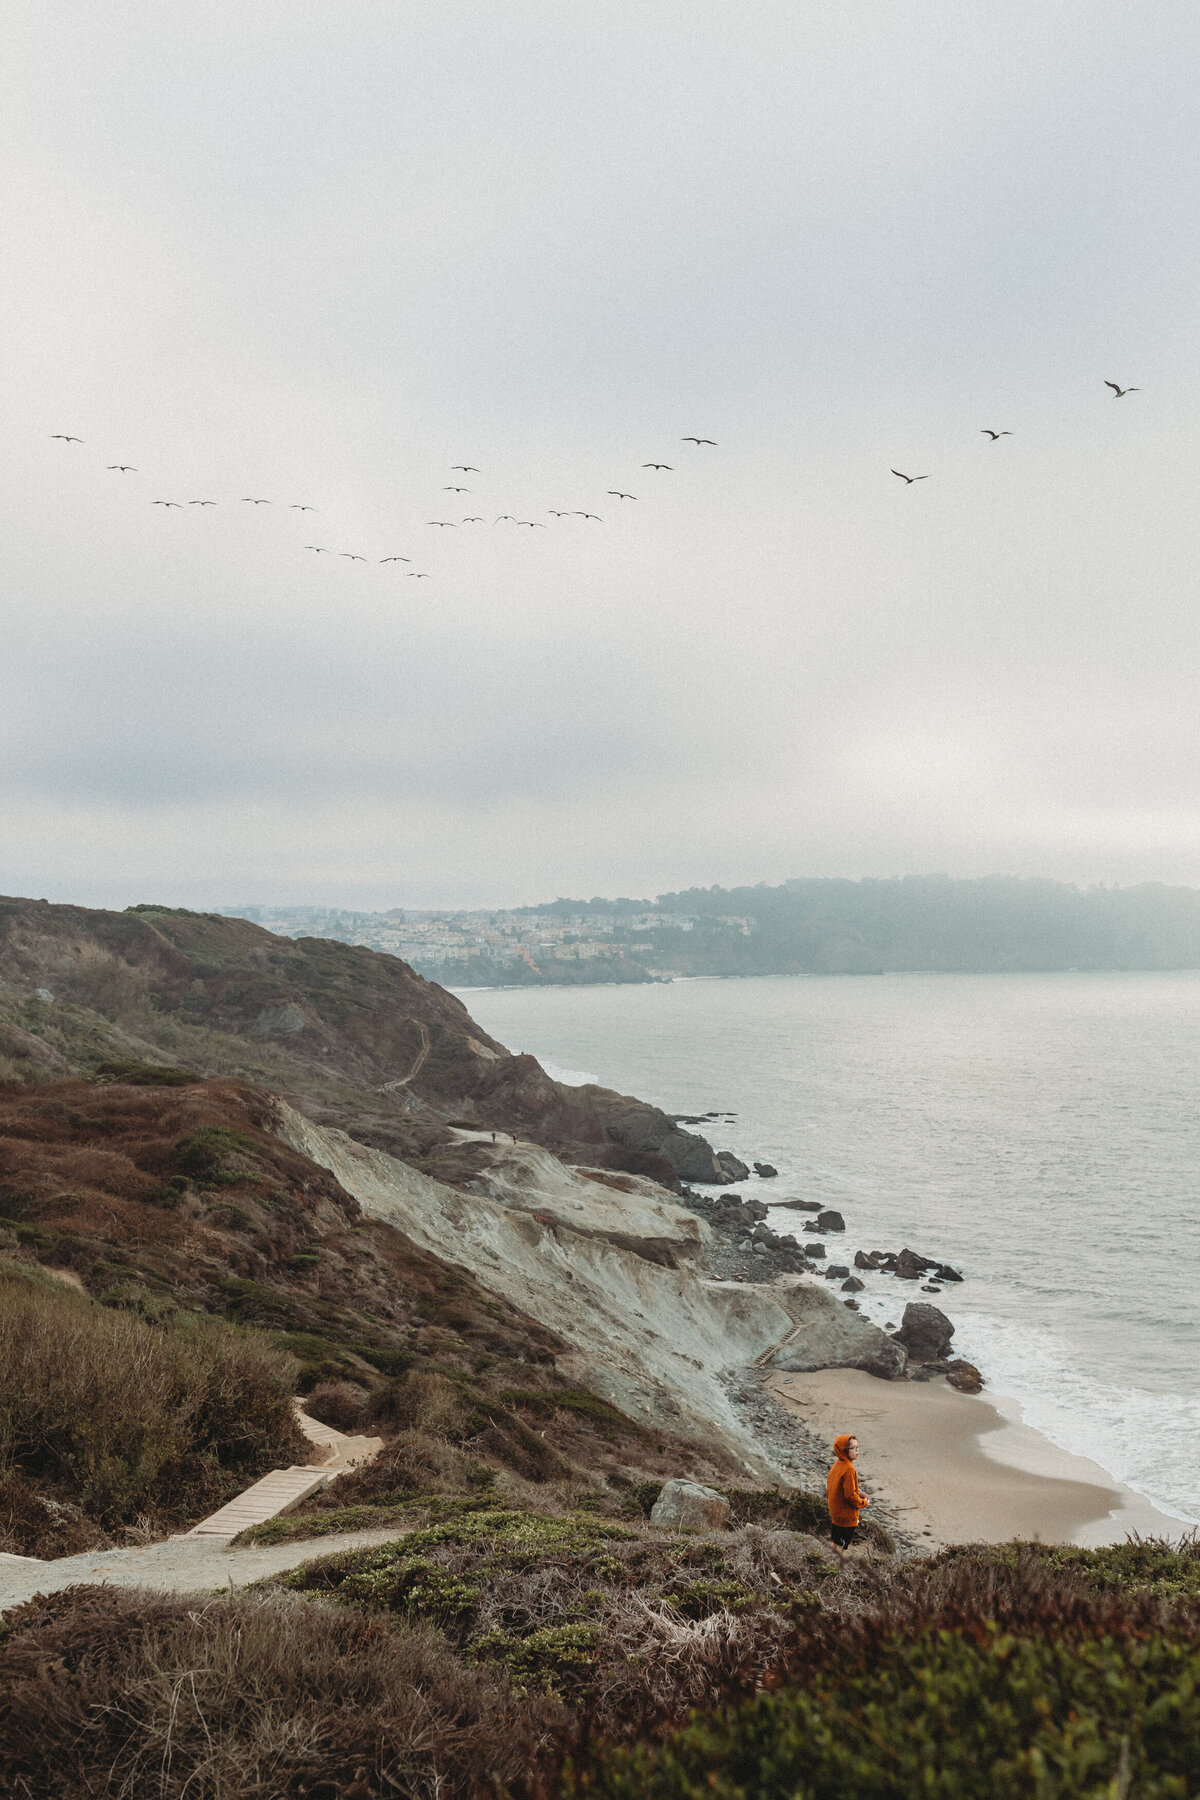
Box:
[0,895,740,1185]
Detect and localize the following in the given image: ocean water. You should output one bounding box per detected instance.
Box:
[459,972,1200,1524]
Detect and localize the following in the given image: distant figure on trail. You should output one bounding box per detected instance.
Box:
[491,1132,497,1143]
[827,1432,870,1553]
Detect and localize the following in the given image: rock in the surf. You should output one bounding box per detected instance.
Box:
[893,1301,954,1362]
[945,1358,984,1393]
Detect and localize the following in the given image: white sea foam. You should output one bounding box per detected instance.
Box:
[539,1060,600,1088]
[950,1313,1200,1525]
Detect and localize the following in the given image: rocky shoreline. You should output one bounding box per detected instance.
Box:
[673,1169,983,1395]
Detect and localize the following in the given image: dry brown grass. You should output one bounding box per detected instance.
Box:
[0,1583,548,1800]
[0,1259,305,1550]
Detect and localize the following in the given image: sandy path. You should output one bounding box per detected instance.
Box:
[768,1368,1183,1549]
[0,1526,405,1616]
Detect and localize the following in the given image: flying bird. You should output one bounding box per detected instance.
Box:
[428,520,457,527]
[340,552,367,561]
[152,500,183,507]
[305,545,330,552]
[520,520,546,527]
[681,437,716,445]
[980,430,1012,440]
[451,465,479,472]
[107,464,137,472]
[407,571,430,577]
[643,462,673,470]
[891,470,929,484]
[290,504,317,511]
[241,497,271,504]
[607,490,636,500]
[188,499,217,505]
[443,485,470,493]
[495,515,518,523]
[575,512,602,520]
[462,516,484,522]
[50,434,83,443]
[549,510,572,516]
[1105,381,1140,397]
[380,555,411,562]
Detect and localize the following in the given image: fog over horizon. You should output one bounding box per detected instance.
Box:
[6,5,1200,914]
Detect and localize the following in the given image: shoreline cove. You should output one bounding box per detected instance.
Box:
[767,1368,1182,1549]
[461,972,1200,1540]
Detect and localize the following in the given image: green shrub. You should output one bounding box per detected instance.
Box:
[933,1537,1200,1601]
[471,1621,600,1694]
[173,1126,259,1185]
[91,1060,194,1087]
[565,1620,1200,1798]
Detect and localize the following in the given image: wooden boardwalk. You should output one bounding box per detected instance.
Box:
[183,1405,383,1539]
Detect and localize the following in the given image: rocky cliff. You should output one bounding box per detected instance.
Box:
[0,897,737,1185]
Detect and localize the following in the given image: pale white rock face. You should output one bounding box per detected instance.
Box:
[273,1103,803,1472]
[768,1283,907,1380]
[649,1478,731,1532]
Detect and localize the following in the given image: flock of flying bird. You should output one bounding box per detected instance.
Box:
[43,432,723,579]
[47,388,1140,576]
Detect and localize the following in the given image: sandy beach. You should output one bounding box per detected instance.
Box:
[767,1368,1184,1549]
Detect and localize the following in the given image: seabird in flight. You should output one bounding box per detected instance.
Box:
[980,430,1012,440]
[240,497,271,504]
[681,436,716,445]
[152,500,183,507]
[1105,381,1141,397]
[891,470,929,484]
[607,490,636,500]
[451,465,479,472]
[107,464,137,471]
[380,555,411,562]
[51,434,83,443]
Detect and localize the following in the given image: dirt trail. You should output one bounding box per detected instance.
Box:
[0,1526,406,1615]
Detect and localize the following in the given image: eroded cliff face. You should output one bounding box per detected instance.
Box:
[0,897,733,1183]
[275,1102,813,1470]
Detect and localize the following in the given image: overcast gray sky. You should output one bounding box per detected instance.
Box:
[5,3,1200,909]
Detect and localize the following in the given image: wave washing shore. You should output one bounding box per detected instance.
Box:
[462,974,1200,1534]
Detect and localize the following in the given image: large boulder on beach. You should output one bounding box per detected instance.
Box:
[650,1479,731,1532]
[816,1209,845,1232]
[769,1282,908,1379]
[893,1301,954,1363]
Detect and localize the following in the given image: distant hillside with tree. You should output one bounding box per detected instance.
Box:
[523,877,1200,976]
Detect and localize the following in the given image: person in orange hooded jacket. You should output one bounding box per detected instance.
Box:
[827,1432,870,1552]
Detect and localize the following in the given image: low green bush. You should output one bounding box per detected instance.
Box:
[565,1619,1200,1798]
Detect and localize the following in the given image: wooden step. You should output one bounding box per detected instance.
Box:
[185,1466,331,1537]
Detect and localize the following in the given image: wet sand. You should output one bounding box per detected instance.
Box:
[767,1368,1184,1549]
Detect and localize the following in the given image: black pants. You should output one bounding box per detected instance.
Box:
[830,1523,858,1549]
